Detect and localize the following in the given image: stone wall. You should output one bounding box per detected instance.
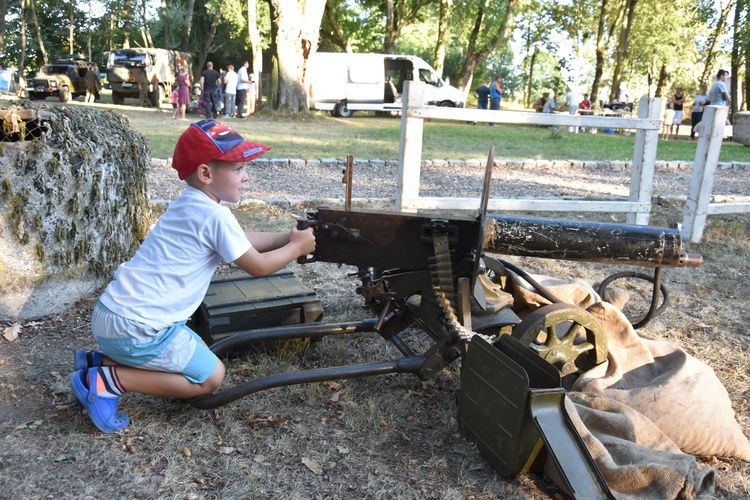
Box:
[0,103,153,321]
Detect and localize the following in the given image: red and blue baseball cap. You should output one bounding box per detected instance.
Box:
[172,119,270,180]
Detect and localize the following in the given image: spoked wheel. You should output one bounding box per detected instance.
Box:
[511,303,607,376]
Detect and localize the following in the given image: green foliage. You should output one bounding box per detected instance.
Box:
[319,0,385,53]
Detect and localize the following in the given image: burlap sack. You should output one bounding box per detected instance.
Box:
[572,302,750,461]
[507,273,750,460]
[565,392,716,499]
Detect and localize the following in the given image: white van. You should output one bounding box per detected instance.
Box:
[306,52,465,117]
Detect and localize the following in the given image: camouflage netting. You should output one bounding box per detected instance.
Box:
[0,102,153,320]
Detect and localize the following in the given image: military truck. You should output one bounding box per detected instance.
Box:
[29,57,96,102]
[106,48,192,106]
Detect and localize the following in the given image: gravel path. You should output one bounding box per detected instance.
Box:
[147,157,750,206]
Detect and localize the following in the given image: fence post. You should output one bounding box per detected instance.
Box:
[397,81,425,211]
[682,105,728,243]
[627,96,660,225]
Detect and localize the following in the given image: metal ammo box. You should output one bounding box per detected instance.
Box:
[191,271,323,345]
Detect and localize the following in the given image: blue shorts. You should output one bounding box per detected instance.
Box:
[91,302,218,383]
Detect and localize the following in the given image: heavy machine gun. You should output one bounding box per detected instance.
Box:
[189,154,701,498]
[191,156,701,409]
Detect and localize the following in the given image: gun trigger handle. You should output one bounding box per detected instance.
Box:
[297,219,318,230]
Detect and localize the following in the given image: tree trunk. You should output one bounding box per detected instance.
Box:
[589,0,609,105]
[654,63,668,97]
[527,47,537,109]
[247,0,263,81]
[0,0,9,56]
[323,1,352,53]
[730,0,743,116]
[385,0,396,54]
[700,0,736,87]
[455,0,517,94]
[161,0,170,49]
[197,7,223,74]
[609,0,638,103]
[121,0,132,48]
[432,0,453,77]
[383,0,435,55]
[19,0,27,73]
[87,3,92,60]
[268,0,326,113]
[30,0,48,64]
[140,0,154,48]
[181,0,196,53]
[69,1,74,56]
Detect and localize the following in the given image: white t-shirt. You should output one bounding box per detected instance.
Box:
[100,187,252,329]
[710,80,728,107]
[224,70,238,95]
[236,66,249,91]
[566,91,578,108]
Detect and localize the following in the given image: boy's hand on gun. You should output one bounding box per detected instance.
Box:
[291,226,316,257]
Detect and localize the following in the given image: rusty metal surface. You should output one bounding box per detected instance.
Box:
[309,208,481,271]
[484,215,699,268]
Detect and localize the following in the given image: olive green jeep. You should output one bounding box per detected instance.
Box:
[30,58,97,102]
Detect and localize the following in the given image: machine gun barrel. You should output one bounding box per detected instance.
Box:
[301,208,701,270]
[484,215,702,268]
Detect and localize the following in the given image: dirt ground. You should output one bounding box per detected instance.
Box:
[1,180,749,497]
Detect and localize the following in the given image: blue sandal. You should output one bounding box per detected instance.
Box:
[73,350,104,371]
[70,368,129,433]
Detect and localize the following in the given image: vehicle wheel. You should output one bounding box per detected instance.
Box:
[59,87,70,103]
[510,303,607,377]
[335,102,353,118]
[112,90,124,105]
[150,85,165,107]
[29,91,38,100]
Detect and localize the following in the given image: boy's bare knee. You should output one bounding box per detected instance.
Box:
[199,360,225,394]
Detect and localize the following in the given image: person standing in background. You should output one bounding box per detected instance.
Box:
[710,69,730,107]
[474,82,490,110]
[236,61,250,119]
[667,86,686,140]
[690,85,710,140]
[170,85,179,120]
[223,64,238,118]
[84,64,99,104]
[489,76,503,125]
[200,62,221,120]
[176,66,191,120]
[565,86,579,132]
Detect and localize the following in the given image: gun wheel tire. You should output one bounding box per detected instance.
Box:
[511,303,607,376]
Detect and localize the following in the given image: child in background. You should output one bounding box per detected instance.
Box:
[70,119,316,433]
[170,85,179,120]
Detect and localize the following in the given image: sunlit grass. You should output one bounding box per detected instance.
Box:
[114,106,750,164]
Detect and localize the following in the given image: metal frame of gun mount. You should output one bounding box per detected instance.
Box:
[189,148,702,497]
[191,149,701,409]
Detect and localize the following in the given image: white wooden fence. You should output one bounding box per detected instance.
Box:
[396,81,741,242]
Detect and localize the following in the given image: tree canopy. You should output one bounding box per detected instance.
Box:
[2,0,747,114]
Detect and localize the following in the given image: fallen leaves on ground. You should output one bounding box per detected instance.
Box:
[3,323,21,342]
[302,457,323,475]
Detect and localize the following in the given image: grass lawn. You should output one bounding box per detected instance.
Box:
[121,107,750,164]
[31,92,750,164]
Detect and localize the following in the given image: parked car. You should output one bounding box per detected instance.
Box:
[306,52,465,117]
[107,48,192,106]
[30,57,98,102]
